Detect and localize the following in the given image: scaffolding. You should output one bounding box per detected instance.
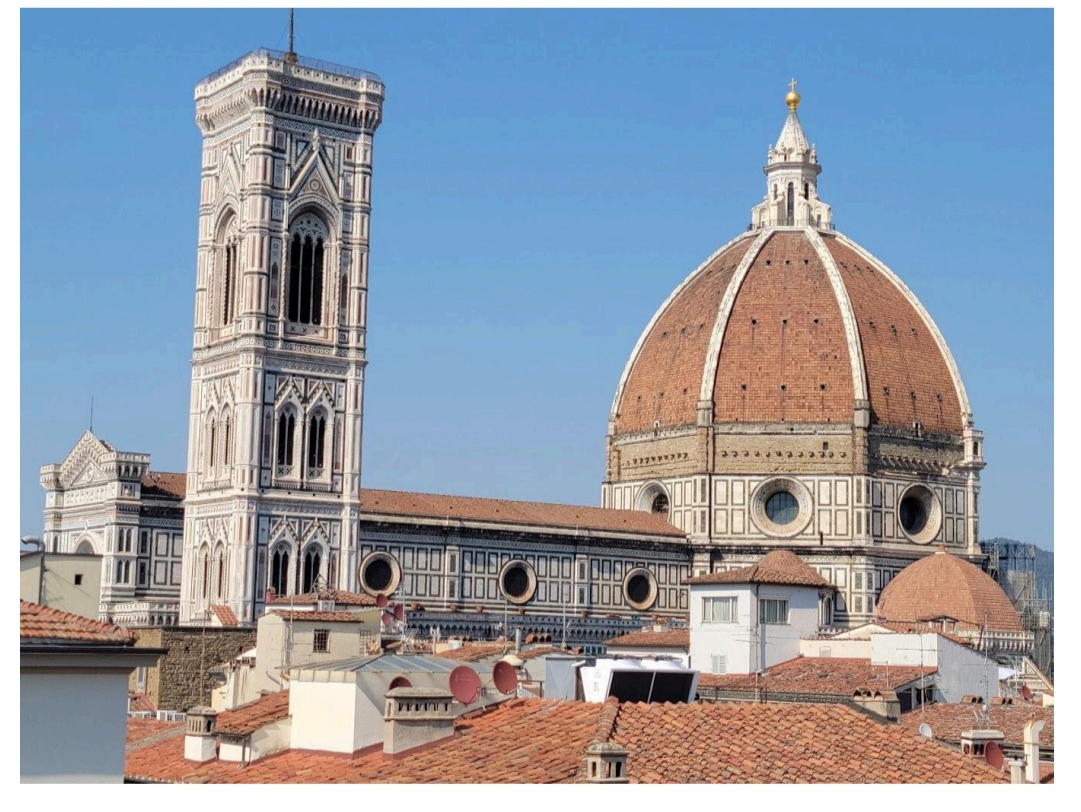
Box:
[980,539,1053,678]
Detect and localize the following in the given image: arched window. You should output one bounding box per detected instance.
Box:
[271,547,290,596]
[217,215,240,326]
[223,414,232,467]
[287,215,327,326]
[207,412,217,469]
[214,544,226,600]
[302,546,322,594]
[786,182,795,224]
[803,182,809,200]
[339,272,348,325]
[307,412,326,471]
[199,544,211,600]
[276,409,296,469]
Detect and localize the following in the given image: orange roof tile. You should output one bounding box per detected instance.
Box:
[270,610,376,623]
[126,719,183,750]
[140,471,186,499]
[611,701,1007,783]
[900,703,1054,749]
[360,488,685,538]
[684,550,832,588]
[216,691,291,737]
[606,629,689,649]
[210,605,239,626]
[266,588,377,607]
[876,550,1023,632]
[696,657,934,697]
[20,600,135,645]
[126,698,600,784]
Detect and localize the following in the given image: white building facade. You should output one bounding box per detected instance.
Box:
[181,48,384,624]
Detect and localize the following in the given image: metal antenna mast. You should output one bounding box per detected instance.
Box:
[285,9,297,64]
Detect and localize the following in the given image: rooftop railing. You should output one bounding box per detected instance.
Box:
[198,48,383,87]
[749,218,836,231]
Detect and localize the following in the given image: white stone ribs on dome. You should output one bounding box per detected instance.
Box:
[803,227,869,404]
[833,233,973,424]
[609,231,755,424]
[697,228,773,406]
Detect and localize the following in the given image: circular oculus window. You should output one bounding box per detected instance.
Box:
[623,567,658,611]
[498,560,537,605]
[897,483,942,545]
[751,477,813,538]
[358,551,402,596]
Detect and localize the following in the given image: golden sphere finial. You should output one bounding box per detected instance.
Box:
[786,77,801,110]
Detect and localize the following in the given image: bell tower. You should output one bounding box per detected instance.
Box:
[180,46,384,624]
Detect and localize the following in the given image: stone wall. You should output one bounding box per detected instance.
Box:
[130,626,255,711]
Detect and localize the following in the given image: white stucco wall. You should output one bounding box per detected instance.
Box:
[289,678,384,754]
[798,638,870,658]
[21,670,129,782]
[871,633,998,703]
[689,583,822,675]
[21,554,103,621]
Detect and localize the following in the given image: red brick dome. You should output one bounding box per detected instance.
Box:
[610,227,970,436]
[875,549,1022,632]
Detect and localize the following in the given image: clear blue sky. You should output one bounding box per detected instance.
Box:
[20,8,1054,550]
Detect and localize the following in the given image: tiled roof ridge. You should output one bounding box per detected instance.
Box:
[20,599,135,644]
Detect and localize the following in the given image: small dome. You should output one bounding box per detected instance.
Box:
[876,550,1022,632]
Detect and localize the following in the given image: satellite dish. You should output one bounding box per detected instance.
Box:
[388,676,412,690]
[449,665,482,704]
[381,612,394,627]
[1021,685,1033,702]
[918,723,933,739]
[492,660,519,694]
[984,740,1004,770]
[376,593,389,608]
[393,603,406,621]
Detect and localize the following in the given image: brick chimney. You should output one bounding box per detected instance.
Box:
[184,707,218,763]
[850,689,901,722]
[584,742,629,783]
[383,687,455,756]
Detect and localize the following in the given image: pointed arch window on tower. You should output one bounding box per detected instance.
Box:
[287,216,327,326]
[307,413,326,475]
[214,544,226,600]
[276,409,296,473]
[271,547,290,596]
[222,413,232,467]
[199,544,211,601]
[786,182,795,225]
[302,546,322,594]
[207,414,217,470]
[217,215,240,327]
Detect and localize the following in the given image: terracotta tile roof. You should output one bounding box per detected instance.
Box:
[823,235,964,432]
[125,719,183,750]
[615,235,753,432]
[611,701,1007,783]
[20,600,135,645]
[360,488,685,538]
[712,231,854,424]
[900,703,1054,749]
[266,589,377,607]
[210,604,239,626]
[125,698,600,784]
[140,471,186,499]
[435,642,509,662]
[216,691,291,737]
[684,550,832,588]
[876,550,1023,632]
[868,619,977,649]
[1041,762,1054,783]
[696,657,935,697]
[270,610,375,623]
[606,629,689,649]
[128,693,157,713]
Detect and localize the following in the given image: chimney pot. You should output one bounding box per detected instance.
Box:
[184,707,219,763]
[383,687,455,756]
[584,742,629,784]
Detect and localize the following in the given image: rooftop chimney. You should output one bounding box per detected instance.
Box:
[850,688,901,723]
[184,707,218,763]
[584,742,630,784]
[383,687,455,757]
[1023,719,1045,784]
[959,729,1005,757]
